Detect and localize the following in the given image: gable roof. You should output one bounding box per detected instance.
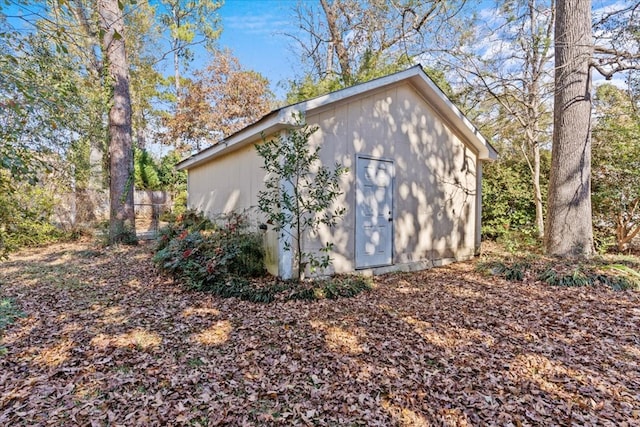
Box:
[176,65,498,171]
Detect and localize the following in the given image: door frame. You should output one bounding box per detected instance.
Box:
[354,154,395,269]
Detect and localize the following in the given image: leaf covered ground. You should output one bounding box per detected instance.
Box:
[1,242,639,426]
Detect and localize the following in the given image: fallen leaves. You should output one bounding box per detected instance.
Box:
[0,242,639,425]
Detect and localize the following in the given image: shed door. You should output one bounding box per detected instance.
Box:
[355,157,393,268]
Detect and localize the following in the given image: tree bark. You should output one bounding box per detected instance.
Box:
[98,0,136,244]
[545,0,594,256]
[319,0,352,84]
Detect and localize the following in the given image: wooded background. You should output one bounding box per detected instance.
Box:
[1,0,639,257]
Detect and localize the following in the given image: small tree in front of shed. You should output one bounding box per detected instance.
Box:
[256,119,347,281]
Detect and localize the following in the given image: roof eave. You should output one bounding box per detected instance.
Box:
[175,109,300,170]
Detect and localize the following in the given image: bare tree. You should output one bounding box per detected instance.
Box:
[451,0,554,239]
[287,0,467,87]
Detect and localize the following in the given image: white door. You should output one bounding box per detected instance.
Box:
[355,156,393,268]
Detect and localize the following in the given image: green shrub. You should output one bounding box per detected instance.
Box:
[155,209,214,252]
[477,259,531,281]
[537,267,591,287]
[495,230,543,255]
[596,264,640,290]
[172,190,188,216]
[271,275,374,301]
[0,185,77,257]
[153,211,375,303]
[153,211,266,291]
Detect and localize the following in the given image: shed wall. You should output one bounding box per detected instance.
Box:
[186,81,481,278]
[304,82,478,275]
[187,143,265,215]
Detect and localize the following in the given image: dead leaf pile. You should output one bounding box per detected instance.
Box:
[1,242,639,426]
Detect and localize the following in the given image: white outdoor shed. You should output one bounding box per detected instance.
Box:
[176,65,498,279]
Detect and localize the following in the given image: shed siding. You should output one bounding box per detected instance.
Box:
[304,82,477,275]
[187,143,265,216]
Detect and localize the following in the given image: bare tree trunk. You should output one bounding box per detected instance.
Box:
[545,0,594,257]
[98,0,136,244]
[527,0,551,240]
[533,141,544,237]
[172,3,181,96]
[319,0,352,84]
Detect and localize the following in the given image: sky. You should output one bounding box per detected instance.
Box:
[2,0,629,100]
[215,0,302,99]
[211,0,627,99]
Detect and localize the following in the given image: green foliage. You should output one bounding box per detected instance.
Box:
[286,63,451,104]
[158,150,187,192]
[255,118,348,280]
[593,226,617,255]
[98,220,138,248]
[134,148,161,190]
[598,264,640,290]
[0,18,108,255]
[478,256,640,291]
[153,211,266,290]
[153,210,372,302]
[0,298,24,332]
[478,259,531,281]
[537,267,591,287]
[157,150,187,215]
[481,151,550,245]
[592,84,640,252]
[288,275,375,301]
[155,209,214,251]
[0,183,73,257]
[285,74,345,105]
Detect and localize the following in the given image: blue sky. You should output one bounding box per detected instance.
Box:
[2,0,627,99]
[215,0,302,99]
[212,0,626,99]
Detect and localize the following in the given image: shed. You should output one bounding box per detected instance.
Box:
[176,65,498,279]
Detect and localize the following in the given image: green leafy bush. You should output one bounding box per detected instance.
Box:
[478,259,530,281]
[153,211,374,303]
[153,211,266,291]
[482,157,544,241]
[155,209,215,251]
[0,185,77,257]
[287,275,375,300]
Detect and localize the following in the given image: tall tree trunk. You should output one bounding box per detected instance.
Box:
[545,0,594,256]
[98,0,136,244]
